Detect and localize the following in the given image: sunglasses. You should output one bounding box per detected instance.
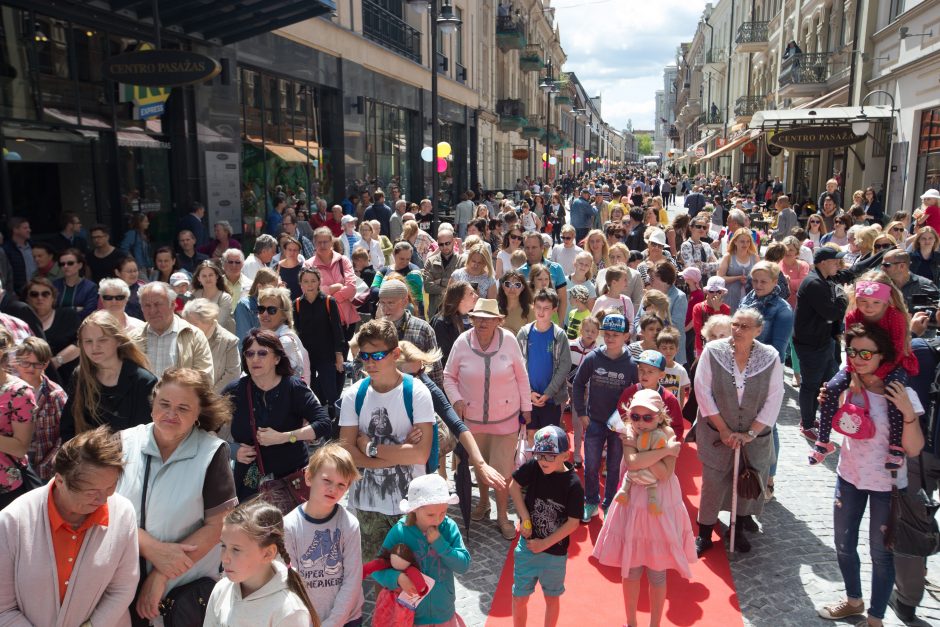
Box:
[630,412,658,423]
[359,350,390,362]
[510,235,523,241]
[562,236,574,241]
[881,261,903,268]
[534,453,558,462]
[438,240,454,246]
[846,347,880,361]
[244,349,271,359]
[225,259,243,265]
[28,291,52,298]
[503,281,523,289]
[60,260,78,266]
[809,220,821,224]
[101,294,127,301]
[890,227,904,232]
[875,243,894,251]
[693,225,708,230]
[257,305,282,315]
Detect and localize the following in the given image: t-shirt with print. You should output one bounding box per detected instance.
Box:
[283,503,363,626]
[512,458,584,556]
[661,364,691,405]
[338,375,434,515]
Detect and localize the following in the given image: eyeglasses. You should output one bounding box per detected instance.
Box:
[225,259,243,265]
[534,453,558,462]
[808,220,822,225]
[874,243,894,251]
[561,236,574,241]
[16,360,46,370]
[28,291,52,298]
[244,349,271,360]
[257,305,282,316]
[503,281,523,289]
[630,412,658,423]
[101,294,127,301]
[846,347,880,361]
[731,322,754,330]
[60,260,78,266]
[359,350,390,362]
[881,261,904,268]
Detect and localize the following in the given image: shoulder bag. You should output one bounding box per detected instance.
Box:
[247,379,309,515]
[832,388,876,440]
[886,465,940,558]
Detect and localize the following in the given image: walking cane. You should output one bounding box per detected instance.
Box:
[729,446,741,554]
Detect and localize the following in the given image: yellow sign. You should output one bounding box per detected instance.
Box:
[119,43,171,119]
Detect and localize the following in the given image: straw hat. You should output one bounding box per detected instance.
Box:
[469,298,503,318]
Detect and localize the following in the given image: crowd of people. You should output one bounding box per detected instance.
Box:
[0,174,937,627]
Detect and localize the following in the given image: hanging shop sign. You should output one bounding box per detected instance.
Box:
[694,146,706,158]
[512,148,530,160]
[104,50,220,87]
[716,137,727,148]
[769,126,865,150]
[765,132,782,157]
[741,142,757,158]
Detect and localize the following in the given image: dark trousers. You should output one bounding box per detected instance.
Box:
[794,339,837,430]
[575,227,590,243]
[894,451,940,609]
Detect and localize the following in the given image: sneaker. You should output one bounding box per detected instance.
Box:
[582,503,599,523]
[800,427,819,442]
[470,502,491,522]
[817,599,866,620]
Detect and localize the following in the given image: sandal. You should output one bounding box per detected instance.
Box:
[498,519,517,541]
[471,502,491,522]
[808,441,836,465]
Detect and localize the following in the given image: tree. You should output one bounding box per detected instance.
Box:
[637,134,653,156]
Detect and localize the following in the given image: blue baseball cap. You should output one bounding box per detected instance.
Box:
[601,313,627,333]
[635,349,667,370]
[526,425,570,454]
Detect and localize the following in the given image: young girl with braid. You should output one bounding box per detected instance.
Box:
[810,272,918,469]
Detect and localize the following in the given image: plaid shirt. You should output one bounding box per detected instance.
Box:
[0,313,32,344]
[28,376,67,481]
[394,311,444,389]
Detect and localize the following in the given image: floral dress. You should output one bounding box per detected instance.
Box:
[0,377,38,494]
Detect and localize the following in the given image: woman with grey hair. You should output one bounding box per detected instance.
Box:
[97,277,144,332]
[183,298,241,393]
[243,234,278,283]
[692,307,783,555]
[199,220,239,261]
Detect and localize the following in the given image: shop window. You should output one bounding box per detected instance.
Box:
[0,8,37,120]
[915,107,940,198]
[365,99,411,197]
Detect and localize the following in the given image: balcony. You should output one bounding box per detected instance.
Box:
[778,52,832,98]
[699,110,723,129]
[734,95,765,121]
[521,115,545,139]
[519,45,543,72]
[362,0,421,63]
[555,94,572,107]
[496,15,526,51]
[455,62,467,84]
[497,98,527,131]
[704,49,725,67]
[735,21,769,54]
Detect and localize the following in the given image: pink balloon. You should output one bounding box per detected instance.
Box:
[436,157,447,173]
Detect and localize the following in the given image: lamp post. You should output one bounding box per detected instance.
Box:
[539,60,559,185]
[407,0,461,234]
[854,89,898,214]
[571,108,586,175]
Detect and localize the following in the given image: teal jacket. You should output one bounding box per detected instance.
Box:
[372,517,471,625]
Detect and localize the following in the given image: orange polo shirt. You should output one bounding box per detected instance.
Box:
[47,484,110,603]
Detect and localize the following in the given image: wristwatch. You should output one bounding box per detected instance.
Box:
[522,520,532,530]
[366,441,379,458]
[746,429,757,439]
[288,431,297,444]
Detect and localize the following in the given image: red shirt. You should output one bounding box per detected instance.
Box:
[923,205,940,235]
[691,301,731,356]
[48,483,110,602]
[617,383,684,440]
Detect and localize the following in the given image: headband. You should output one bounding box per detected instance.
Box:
[855,281,891,303]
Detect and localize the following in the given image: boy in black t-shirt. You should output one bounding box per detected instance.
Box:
[509,425,585,627]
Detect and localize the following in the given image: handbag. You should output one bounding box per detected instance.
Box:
[6,455,42,493]
[513,424,528,471]
[886,464,940,558]
[246,380,310,515]
[832,388,876,440]
[736,447,763,501]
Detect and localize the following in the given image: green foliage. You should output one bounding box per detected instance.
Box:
[637,134,653,156]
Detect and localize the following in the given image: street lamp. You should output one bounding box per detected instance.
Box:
[539,60,559,183]
[570,108,586,173]
[407,0,462,234]
[855,89,898,213]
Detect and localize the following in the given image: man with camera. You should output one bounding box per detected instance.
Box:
[883,250,940,339]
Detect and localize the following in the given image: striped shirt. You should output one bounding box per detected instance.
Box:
[145,316,181,377]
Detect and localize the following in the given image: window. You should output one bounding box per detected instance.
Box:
[889,0,904,23]
[455,7,463,65]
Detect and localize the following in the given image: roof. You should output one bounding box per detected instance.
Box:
[749,105,892,130]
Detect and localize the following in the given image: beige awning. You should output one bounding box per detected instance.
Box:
[685,131,716,155]
[749,105,892,130]
[265,144,308,163]
[696,129,761,163]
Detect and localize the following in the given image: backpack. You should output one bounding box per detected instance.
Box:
[354,374,441,473]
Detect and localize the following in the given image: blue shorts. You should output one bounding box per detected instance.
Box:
[512,538,567,597]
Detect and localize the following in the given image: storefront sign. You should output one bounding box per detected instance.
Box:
[205,151,242,234]
[694,146,706,158]
[512,148,529,160]
[769,126,865,150]
[716,137,727,148]
[104,50,220,87]
[765,133,782,157]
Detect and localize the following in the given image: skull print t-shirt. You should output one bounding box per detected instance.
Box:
[512,458,585,556]
[339,375,434,515]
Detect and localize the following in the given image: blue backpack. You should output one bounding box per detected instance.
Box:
[354,374,440,473]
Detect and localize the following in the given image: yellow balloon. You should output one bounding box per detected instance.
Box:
[541,152,548,161]
[437,141,452,158]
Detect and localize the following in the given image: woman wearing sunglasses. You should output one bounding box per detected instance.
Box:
[256,286,310,384]
[96,277,144,332]
[24,277,80,384]
[495,226,525,278]
[805,215,827,247]
[497,270,535,335]
[60,310,157,442]
[225,328,331,503]
[53,248,98,321]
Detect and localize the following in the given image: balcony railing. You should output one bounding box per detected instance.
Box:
[735,21,769,45]
[734,95,765,118]
[704,49,725,64]
[519,45,543,72]
[699,110,723,126]
[779,52,831,87]
[497,98,526,130]
[362,0,421,63]
[496,15,526,51]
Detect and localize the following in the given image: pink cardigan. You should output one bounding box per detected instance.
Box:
[0,483,140,627]
[306,251,360,326]
[443,328,532,435]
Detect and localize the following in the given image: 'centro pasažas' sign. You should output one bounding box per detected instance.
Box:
[769,126,865,150]
[104,50,221,87]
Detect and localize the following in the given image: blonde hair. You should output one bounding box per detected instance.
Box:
[585,229,609,266]
[727,228,757,257]
[914,226,940,252]
[465,243,494,278]
[396,340,443,369]
[750,260,780,282]
[258,286,294,328]
[607,242,630,265]
[641,289,671,325]
[854,225,881,252]
[306,442,360,484]
[852,270,908,318]
[401,220,418,243]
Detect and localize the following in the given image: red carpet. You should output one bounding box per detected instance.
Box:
[485,416,743,627]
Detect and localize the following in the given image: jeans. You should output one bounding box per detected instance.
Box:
[794,339,837,430]
[833,475,895,619]
[583,420,623,507]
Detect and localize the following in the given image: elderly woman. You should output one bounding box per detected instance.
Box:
[14,338,67,483]
[257,286,310,383]
[25,277,80,382]
[117,368,237,623]
[53,248,99,321]
[693,308,784,555]
[308,226,360,340]
[0,426,139,625]
[225,329,331,505]
[199,220,240,261]
[0,328,38,511]
[192,260,235,334]
[60,310,157,443]
[443,298,531,540]
[183,299,241,393]
[98,277,145,332]
[233,267,278,343]
[816,323,924,627]
[115,256,145,320]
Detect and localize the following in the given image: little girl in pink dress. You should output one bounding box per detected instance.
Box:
[593,389,696,627]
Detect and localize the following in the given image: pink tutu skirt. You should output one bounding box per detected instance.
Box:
[592,472,697,579]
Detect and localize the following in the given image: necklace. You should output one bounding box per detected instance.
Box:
[728,339,754,390]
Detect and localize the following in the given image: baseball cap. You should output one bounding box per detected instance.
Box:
[813,246,846,264]
[526,425,570,454]
[169,272,191,287]
[341,215,357,226]
[628,388,666,413]
[569,284,590,303]
[635,349,666,371]
[600,313,627,333]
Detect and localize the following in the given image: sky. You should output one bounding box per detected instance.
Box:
[554,0,710,132]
